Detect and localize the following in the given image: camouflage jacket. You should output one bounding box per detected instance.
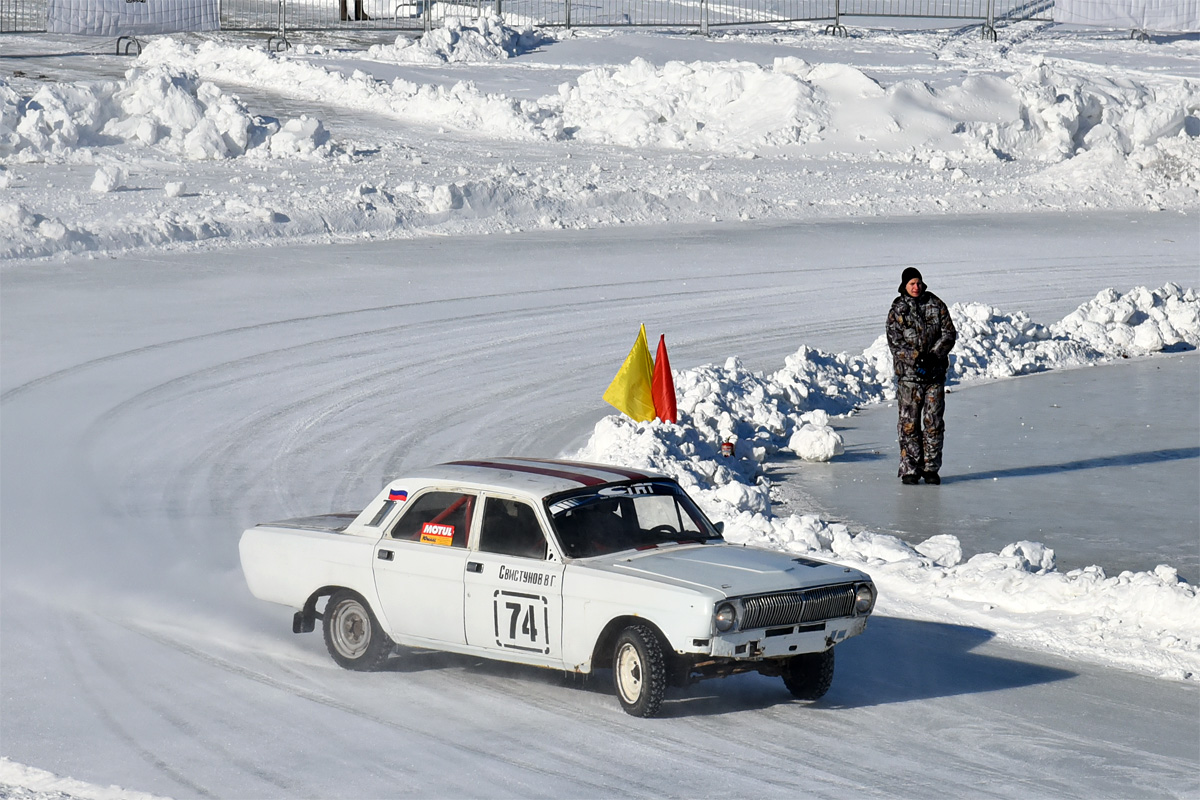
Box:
[886,290,957,384]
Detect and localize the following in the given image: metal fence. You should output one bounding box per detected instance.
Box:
[1,0,44,31]
[822,0,1054,38]
[1,0,1055,37]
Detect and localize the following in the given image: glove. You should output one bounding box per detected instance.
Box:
[914,354,935,377]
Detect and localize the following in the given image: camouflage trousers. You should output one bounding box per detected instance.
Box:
[896,381,946,478]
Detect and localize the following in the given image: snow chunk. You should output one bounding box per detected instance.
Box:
[787,421,844,462]
[916,534,963,567]
[90,165,125,192]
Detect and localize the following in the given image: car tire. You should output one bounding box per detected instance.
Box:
[322,589,393,671]
[612,624,667,717]
[781,647,835,700]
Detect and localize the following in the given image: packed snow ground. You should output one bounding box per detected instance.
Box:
[1,21,1198,259]
[2,18,1199,800]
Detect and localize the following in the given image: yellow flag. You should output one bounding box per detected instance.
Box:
[603,324,656,422]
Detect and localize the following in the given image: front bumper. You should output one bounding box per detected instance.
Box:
[709,615,869,660]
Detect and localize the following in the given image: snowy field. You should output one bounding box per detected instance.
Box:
[2,18,1199,800]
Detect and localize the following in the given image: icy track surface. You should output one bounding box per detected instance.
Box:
[2,21,1199,800]
[3,212,1198,800]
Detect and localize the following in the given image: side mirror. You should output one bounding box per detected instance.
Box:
[713,521,725,535]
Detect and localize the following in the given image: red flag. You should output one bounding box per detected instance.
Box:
[652,334,678,424]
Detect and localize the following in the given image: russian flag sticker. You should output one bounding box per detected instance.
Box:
[388,489,408,502]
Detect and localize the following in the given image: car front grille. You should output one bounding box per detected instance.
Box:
[740,584,857,630]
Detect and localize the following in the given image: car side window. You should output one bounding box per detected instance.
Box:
[389,491,474,548]
[479,498,547,560]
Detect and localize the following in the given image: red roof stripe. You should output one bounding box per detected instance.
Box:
[505,457,652,482]
[445,459,611,487]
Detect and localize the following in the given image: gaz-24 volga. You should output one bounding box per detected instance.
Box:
[239,458,876,717]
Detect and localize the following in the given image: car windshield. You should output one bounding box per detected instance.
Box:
[547,480,722,559]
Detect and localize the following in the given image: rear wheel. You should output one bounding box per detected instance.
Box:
[612,624,668,717]
[322,590,393,671]
[781,648,835,700]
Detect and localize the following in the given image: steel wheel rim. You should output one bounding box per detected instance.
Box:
[615,642,643,704]
[331,599,370,659]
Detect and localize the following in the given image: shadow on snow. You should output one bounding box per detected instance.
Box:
[375,616,1074,718]
[942,446,1198,484]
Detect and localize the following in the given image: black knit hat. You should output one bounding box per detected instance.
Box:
[898,267,924,294]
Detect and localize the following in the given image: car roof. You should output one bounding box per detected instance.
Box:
[391,457,666,499]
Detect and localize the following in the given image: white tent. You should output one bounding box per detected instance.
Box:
[46,0,219,35]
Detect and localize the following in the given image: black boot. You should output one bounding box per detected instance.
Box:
[901,474,920,485]
[923,471,941,485]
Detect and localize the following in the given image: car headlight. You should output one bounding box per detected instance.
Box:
[854,583,876,615]
[714,602,737,632]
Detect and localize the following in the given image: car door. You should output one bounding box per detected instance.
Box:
[463,494,564,666]
[373,489,476,645]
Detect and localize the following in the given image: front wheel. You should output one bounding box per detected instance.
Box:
[322,589,393,671]
[612,624,668,717]
[781,648,835,700]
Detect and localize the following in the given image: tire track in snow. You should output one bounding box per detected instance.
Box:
[112,620,643,796]
[66,276,805,532]
[55,611,220,798]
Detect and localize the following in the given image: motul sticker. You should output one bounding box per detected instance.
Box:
[420,522,454,546]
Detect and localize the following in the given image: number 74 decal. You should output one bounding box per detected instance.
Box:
[492,590,550,654]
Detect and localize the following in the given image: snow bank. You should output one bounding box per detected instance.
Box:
[580,283,1199,481]
[3,34,1196,260]
[135,38,550,140]
[574,285,1200,681]
[971,58,1198,163]
[126,39,1200,167]
[551,53,1200,163]
[0,68,331,164]
[555,57,826,151]
[0,758,170,800]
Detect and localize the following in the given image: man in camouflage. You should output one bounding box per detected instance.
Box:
[886,267,957,485]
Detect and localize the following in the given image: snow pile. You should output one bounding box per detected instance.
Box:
[582,285,1199,473]
[366,15,548,64]
[3,35,1194,260]
[1053,284,1200,356]
[549,54,1200,162]
[719,510,1200,681]
[787,409,845,462]
[0,68,331,164]
[574,285,1200,680]
[136,38,550,140]
[0,202,95,251]
[951,283,1200,380]
[129,39,1200,166]
[0,758,169,800]
[976,59,1199,163]
[555,57,826,151]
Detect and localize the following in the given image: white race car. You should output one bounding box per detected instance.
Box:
[239,458,876,717]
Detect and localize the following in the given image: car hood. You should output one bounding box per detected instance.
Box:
[594,543,869,597]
